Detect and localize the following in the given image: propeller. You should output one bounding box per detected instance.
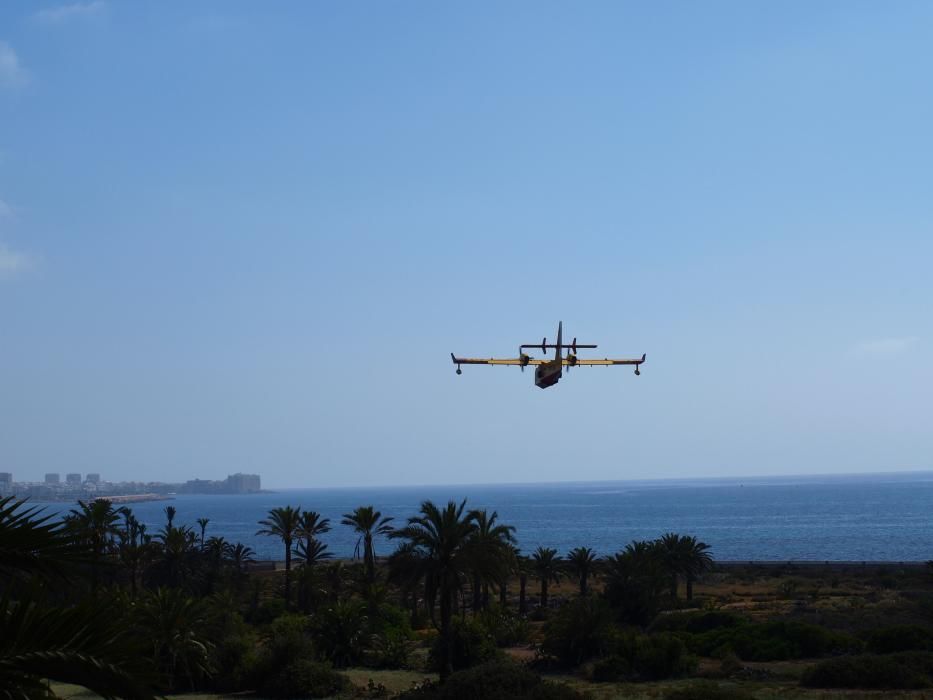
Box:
[541,337,547,354]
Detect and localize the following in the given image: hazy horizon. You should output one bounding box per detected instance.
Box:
[15,467,933,492]
[268,468,933,491]
[2,2,931,487]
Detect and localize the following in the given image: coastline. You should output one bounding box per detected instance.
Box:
[246,558,932,570]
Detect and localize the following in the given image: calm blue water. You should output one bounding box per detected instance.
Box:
[33,473,933,561]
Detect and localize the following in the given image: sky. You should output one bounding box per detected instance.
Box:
[1,2,931,488]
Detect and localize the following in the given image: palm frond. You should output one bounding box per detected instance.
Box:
[0,591,154,699]
[0,496,91,581]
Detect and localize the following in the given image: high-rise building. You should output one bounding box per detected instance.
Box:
[85,473,101,485]
[0,472,12,496]
[226,473,261,493]
[65,473,82,486]
[45,473,60,485]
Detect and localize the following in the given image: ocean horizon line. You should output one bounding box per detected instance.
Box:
[264,467,933,492]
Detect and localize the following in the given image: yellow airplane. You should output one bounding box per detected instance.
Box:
[451,322,645,389]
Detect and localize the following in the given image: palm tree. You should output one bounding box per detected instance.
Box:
[298,510,331,541]
[164,505,176,530]
[657,532,688,599]
[388,541,428,628]
[117,511,151,596]
[201,535,227,594]
[603,540,668,626]
[312,599,368,668]
[531,546,562,610]
[196,517,210,549]
[256,505,302,606]
[295,510,331,563]
[466,509,515,613]
[227,542,255,591]
[391,499,478,680]
[0,496,155,697]
[205,535,227,554]
[136,587,211,692]
[66,499,121,590]
[681,535,714,600]
[515,550,531,615]
[342,505,393,583]
[227,541,255,574]
[295,537,333,565]
[323,561,351,603]
[499,544,519,607]
[150,525,199,589]
[566,546,598,596]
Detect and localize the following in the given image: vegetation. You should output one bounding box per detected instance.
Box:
[801,652,933,689]
[256,505,302,607]
[541,596,617,666]
[664,681,755,700]
[565,546,597,597]
[7,493,933,698]
[531,546,563,610]
[685,619,862,660]
[390,499,477,679]
[590,634,697,682]
[342,505,394,584]
[0,496,152,698]
[397,660,585,700]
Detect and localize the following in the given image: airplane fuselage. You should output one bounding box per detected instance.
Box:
[535,359,562,389]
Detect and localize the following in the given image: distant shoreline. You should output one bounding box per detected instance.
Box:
[247,559,931,570]
[264,468,933,491]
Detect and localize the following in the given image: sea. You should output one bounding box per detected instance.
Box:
[30,472,933,562]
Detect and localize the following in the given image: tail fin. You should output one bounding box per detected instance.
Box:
[555,321,562,361]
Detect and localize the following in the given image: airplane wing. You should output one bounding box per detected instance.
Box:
[451,353,646,367]
[451,354,547,366]
[568,353,646,366]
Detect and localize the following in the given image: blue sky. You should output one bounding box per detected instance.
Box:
[1,2,931,487]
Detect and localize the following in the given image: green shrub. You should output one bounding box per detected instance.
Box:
[246,613,316,691]
[664,681,755,700]
[477,606,530,647]
[193,601,259,693]
[209,628,259,692]
[630,634,697,681]
[428,618,500,673]
[397,660,585,699]
[264,613,314,662]
[593,633,696,682]
[260,658,351,698]
[689,620,861,661]
[650,611,744,635]
[370,625,412,669]
[541,597,617,666]
[591,655,631,682]
[719,651,742,677]
[801,652,933,689]
[309,600,368,667]
[866,625,933,654]
[251,597,288,625]
[372,602,413,636]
